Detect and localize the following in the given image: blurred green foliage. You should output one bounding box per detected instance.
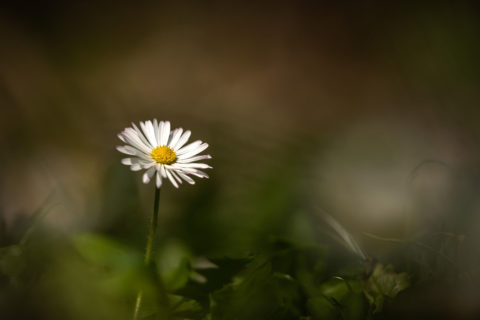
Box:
[1,147,479,320]
[1,146,478,319]
[364,264,410,314]
[0,201,411,320]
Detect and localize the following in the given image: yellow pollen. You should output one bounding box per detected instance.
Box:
[151,146,176,164]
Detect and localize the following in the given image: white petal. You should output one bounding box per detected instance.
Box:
[168,128,183,148]
[160,165,167,178]
[170,169,183,184]
[170,166,209,179]
[142,167,156,184]
[176,140,202,155]
[191,170,209,178]
[141,120,158,147]
[131,123,153,149]
[141,161,156,169]
[155,171,162,188]
[177,143,209,159]
[173,130,191,151]
[153,119,161,146]
[117,145,138,156]
[123,128,150,150]
[168,128,175,142]
[121,129,152,154]
[118,148,151,162]
[117,134,126,143]
[161,121,170,146]
[166,169,179,188]
[173,163,212,169]
[121,158,132,165]
[185,169,209,179]
[158,121,164,145]
[177,154,212,163]
[130,163,143,171]
[124,157,152,166]
[189,171,209,179]
[176,171,195,184]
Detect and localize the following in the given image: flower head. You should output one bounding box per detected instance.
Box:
[117,120,212,188]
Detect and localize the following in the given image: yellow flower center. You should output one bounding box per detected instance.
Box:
[151,146,176,164]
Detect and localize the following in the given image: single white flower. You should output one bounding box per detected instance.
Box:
[117,120,212,188]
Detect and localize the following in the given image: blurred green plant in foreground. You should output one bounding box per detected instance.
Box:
[1,138,479,320]
[2,153,480,320]
[0,199,412,320]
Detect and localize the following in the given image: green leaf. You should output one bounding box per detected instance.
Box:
[307,296,339,320]
[210,260,303,320]
[168,294,203,318]
[341,292,367,320]
[155,240,192,291]
[320,277,351,302]
[313,277,366,320]
[72,233,151,301]
[73,233,141,271]
[176,255,252,304]
[364,263,410,313]
[0,245,25,280]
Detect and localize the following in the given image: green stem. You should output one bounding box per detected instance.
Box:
[133,186,161,320]
[145,186,161,265]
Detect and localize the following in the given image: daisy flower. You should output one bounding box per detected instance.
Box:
[117,120,212,188]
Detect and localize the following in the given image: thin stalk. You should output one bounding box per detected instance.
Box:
[145,186,161,265]
[133,186,161,320]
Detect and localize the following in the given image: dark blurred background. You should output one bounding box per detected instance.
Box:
[1,1,480,319]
